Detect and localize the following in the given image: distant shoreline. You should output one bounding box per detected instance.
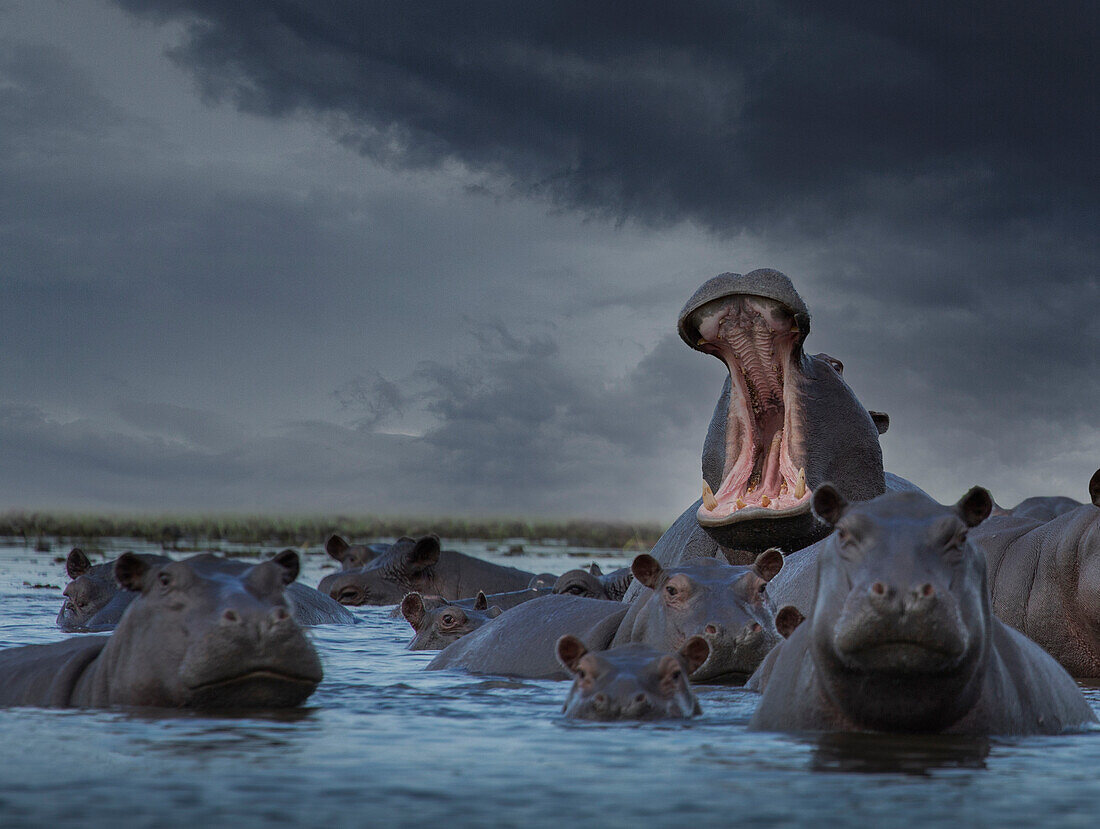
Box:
[0,511,662,552]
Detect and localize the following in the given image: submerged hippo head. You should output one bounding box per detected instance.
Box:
[104,550,323,708]
[323,535,441,605]
[624,548,787,682]
[401,591,502,650]
[679,269,887,551]
[808,483,994,731]
[552,563,634,602]
[58,549,169,631]
[556,636,709,720]
[325,534,387,570]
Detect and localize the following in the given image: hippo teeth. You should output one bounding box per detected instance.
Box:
[702,482,719,511]
[794,468,807,499]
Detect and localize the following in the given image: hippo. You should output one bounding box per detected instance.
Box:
[556,635,710,720]
[627,270,894,602]
[428,549,792,683]
[401,591,503,650]
[991,469,1100,523]
[323,534,390,570]
[321,534,538,605]
[748,485,1096,735]
[58,549,358,630]
[0,551,323,709]
[552,563,634,601]
[968,467,1100,676]
[387,585,551,619]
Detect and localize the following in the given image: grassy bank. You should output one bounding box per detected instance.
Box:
[0,511,663,552]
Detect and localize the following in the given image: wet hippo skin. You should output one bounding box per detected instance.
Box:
[3,552,323,709]
[749,485,1096,735]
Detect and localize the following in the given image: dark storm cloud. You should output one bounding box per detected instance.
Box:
[113,1,1097,232]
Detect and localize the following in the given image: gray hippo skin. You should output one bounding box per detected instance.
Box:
[59,549,357,630]
[401,591,502,650]
[969,468,1100,677]
[387,586,551,619]
[749,485,1096,735]
[429,549,789,683]
[556,635,709,720]
[1,551,323,709]
[552,562,634,601]
[627,270,892,600]
[322,535,537,605]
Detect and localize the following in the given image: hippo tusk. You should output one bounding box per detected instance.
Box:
[761,495,771,508]
[794,469,807,499]
[702,482,718,511]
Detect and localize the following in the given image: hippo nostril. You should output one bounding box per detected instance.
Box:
[751,623,762,634]
[705,624,718,636]
[222,609,240,624]
[634,693,647,705]
[270,607,290,623]
[919,583,935,599]
[871,582,887,596]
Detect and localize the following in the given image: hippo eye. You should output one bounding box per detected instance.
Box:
[665,585,678,597]
[157,572,172,587]
[829,358,844,374]
[567,586,585,595]
[757,582,767,595]
[576,668,586,679]
[670,669,682,681]
[441,614,455,625]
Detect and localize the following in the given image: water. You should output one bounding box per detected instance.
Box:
[2,540,1100,828]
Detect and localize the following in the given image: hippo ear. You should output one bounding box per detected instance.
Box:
[396,536,416,545]
[324,534,350,562]
[869,411,890,435]
[752,548,784,582]
[775,605,806,638]
[406,535,441,572]
[679,635,711,675]
[631,554,664,589]
[401,593,425,630]
[1089,468,1100,507]
[487,606,503,618]
[66,548,92,579]
[955,486,993,527]
[812,484,849,527]
[555,635,588,673]
[588,562,603,576]
[271,550,301,585]
[474,591,488,611]
[114,553,150,592]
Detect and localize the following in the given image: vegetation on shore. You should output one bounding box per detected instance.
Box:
[0,511,662,553]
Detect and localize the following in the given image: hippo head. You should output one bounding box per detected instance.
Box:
[807,483,994,731]
[57,548,109,629]
[527,573,559,590]
[626,549,787,683]
[678,269,887,551]
[324,535,441,605]
[553,564,634,602]
[556,636,709,720]
[105,550,323,708]
[324,534,385,570]
[401,591,502,650]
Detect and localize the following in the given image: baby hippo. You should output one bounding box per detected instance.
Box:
[556,635,710,721]
[401,591,502,650]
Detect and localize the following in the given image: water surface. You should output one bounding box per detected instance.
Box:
[1,540,1099,828]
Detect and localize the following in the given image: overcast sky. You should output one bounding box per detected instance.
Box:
[1,1,1096,521]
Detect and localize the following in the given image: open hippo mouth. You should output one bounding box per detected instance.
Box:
[689,294,810,527]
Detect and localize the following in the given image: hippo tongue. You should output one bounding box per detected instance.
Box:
[694,295,810,524]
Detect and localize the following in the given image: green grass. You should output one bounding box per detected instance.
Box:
[0,511,663,552]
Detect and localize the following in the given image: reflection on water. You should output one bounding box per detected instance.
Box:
[2,541,1100,828]
[807,731,990,775]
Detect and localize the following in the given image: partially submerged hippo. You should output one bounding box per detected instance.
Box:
[749,485,1096,735]
[401,591,502,650]
[634,271,892,601]
[556,636,709,720]
[321,535,538,605]
[0,551,323,709]
[552,563,633,601]
[428,550,791,683]
[59,549,357,630]
[322,534,390,570]
[969,468,1100,677]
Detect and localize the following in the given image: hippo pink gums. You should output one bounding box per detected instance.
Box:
[1,552,323,709]
[749,486,1096,735]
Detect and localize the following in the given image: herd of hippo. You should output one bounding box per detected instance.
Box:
[3,269,1099,736]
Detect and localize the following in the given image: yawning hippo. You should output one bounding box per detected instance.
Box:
[59,549,357,630]
[969,467,1100,676]
[749,485,1096,735]
[1,551,323,708]
[629,271,894,601]
[320,535,538,605]
[552,563,634,602]
[401,591,503,650]
[556,636,709,720]
[428,550,790,683]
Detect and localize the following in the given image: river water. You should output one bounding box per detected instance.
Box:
[1,539,1099,828]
